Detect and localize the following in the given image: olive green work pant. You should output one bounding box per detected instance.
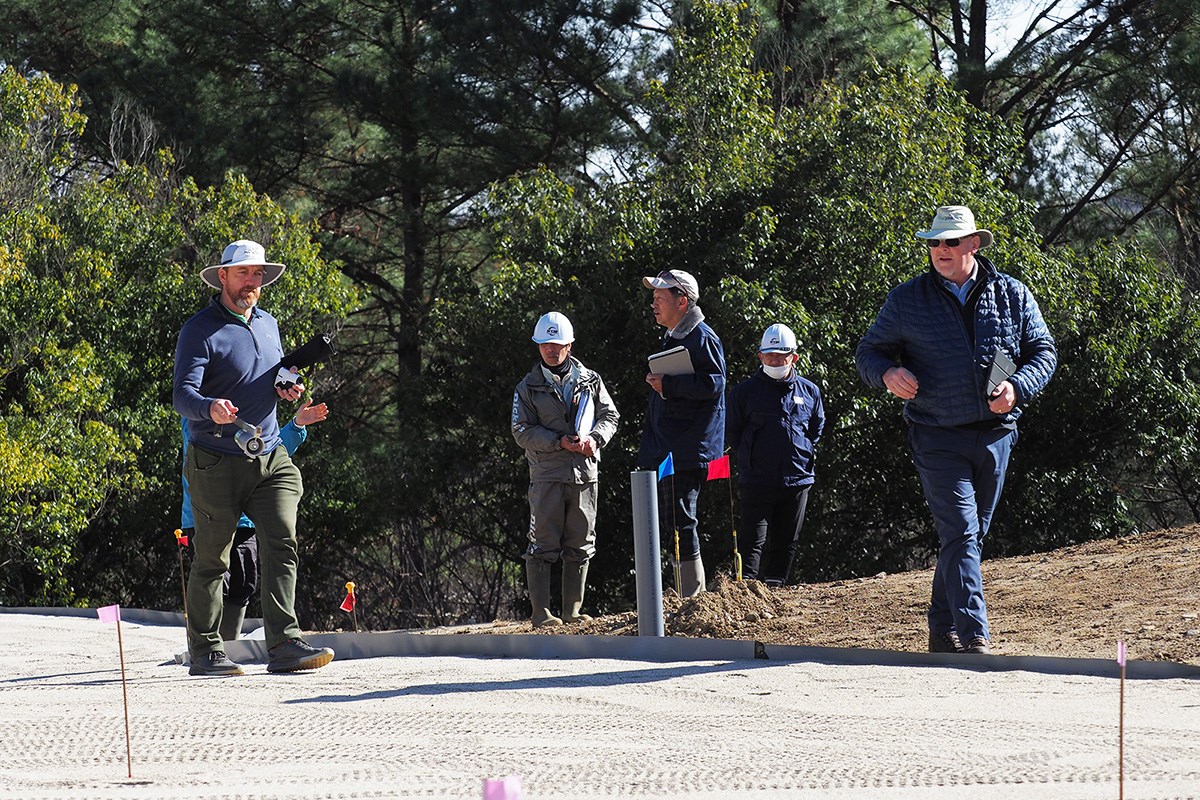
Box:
[184,443,304,656]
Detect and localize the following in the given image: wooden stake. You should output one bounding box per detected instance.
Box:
[116,616,133,779]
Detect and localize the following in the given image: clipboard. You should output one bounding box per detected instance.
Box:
[574,391,595,437]
[648,345,694,376]
[986,348,1017,396]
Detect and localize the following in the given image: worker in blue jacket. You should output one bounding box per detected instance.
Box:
[638,269,726,596]
[856,206,1057,656]
[727,324,825,585]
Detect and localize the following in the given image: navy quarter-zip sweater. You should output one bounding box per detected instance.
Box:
[173,295,285,456]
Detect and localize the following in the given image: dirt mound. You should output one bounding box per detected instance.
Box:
[670,574,786,637]
[469,524,1200,664]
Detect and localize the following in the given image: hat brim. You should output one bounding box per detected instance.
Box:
[642,275,698,300]
[200,262,286,289]
[916,229,993,249]
[759,347,795,354]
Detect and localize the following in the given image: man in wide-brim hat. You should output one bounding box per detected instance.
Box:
[173,238,335,677]
[855,205,1057,656]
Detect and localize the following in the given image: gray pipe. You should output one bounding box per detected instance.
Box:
[630,470,664,637]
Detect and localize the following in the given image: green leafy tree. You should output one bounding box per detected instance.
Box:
[462,2,1200,609]
[750,0,928,109]
[883,1,1200,280]
[0,67,356,607]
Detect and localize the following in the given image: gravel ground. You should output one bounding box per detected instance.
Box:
[2,611,1199,800]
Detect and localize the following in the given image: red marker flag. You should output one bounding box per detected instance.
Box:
[97,604,121,623]
[173,528,188,547]
[340,582,356,613]
[706,454,730,481]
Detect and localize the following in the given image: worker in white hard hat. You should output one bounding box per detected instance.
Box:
[511,312,620,627]
[726,323,825,586]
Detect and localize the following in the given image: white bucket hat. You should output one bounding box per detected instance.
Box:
[915,205,993,249]
[200,240,286,289]
[642,269,700,301]
[759,323,797,354]
[531,311,575,345]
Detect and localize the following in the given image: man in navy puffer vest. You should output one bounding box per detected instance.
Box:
[855,206,1057,655]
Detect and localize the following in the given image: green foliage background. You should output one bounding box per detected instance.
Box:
[1,1,1199,627]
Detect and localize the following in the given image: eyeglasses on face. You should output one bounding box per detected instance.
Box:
[926,237,963,248]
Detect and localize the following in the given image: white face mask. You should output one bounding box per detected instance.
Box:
[762,363,792,381]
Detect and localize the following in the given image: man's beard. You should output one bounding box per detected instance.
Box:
[233,289,260,310]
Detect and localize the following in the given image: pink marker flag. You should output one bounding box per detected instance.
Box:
[482,775,523,800]
[1117,640,1127,667]
[97,604,121,624]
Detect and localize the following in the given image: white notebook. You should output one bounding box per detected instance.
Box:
[648,345,694,376]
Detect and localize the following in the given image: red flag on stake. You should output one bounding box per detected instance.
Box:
[706,454,730,481]
[171,530,189,628]
[340,581,359,632]
[340,582,357,612]
[705,453,740,579]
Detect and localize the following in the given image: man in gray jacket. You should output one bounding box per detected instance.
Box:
[512,312,619,627]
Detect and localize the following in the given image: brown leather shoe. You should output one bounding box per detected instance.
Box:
[964,636,992,654]
[928,630,964,653]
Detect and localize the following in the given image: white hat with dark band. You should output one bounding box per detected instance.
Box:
[200,240,286,289]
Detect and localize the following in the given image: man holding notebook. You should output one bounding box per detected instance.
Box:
[639,270,726,597]
[512,312,619,627]
[855,206,1057,655]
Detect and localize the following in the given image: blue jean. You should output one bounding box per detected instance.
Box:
[657,468,704,562]
[908,423,1016,643]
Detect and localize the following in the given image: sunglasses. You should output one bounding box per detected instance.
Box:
[926,237,963,248]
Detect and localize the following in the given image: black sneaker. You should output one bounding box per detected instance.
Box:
[267,638,335,673]
[928,630,964,654]
[963,636,992,654]
[189,651,245,677]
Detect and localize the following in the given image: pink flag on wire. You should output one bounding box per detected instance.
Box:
[1117,640,1127,667]
[97,604,121,623]
[482,774,523,800]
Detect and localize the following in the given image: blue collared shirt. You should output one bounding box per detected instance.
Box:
[942,266,978,305]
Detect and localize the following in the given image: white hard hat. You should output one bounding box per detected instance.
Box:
[532,311,575,344]
[759,323,797,353]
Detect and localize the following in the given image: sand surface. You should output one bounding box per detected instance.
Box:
[2,611,1199,799]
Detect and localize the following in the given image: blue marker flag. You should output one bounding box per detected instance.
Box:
[657,452,674,481]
